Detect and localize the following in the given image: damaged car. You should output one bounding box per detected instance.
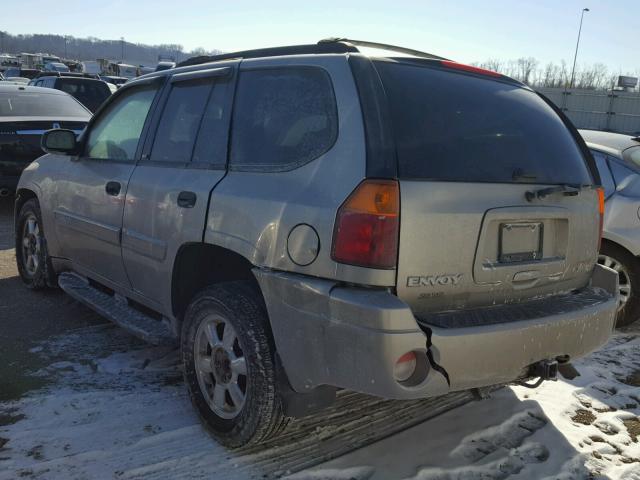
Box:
[15,39,618,447]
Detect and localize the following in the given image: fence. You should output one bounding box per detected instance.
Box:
[537,87,640,135]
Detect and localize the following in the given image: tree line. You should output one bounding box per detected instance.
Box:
[0,31,221,66]
[472,57,639,91]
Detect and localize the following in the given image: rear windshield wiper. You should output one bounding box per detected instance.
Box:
[525,184,582,202]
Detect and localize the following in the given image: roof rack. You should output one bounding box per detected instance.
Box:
[319,38,449,61]
[35,71,100,79]
[177,38,448,67]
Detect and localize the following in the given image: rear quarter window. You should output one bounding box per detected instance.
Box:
[374,60,593,185]
[229,67,338,171]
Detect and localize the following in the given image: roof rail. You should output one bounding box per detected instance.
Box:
[177,42,358,67]
[176,38,447,67]
[319,38,449,61]
[35,71,100,79]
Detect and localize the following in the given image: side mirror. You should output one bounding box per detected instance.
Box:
[41,129,78,155]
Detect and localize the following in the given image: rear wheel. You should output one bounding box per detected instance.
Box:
[15,198,56,289]
[598,242,640,327]
[181,282,289,447]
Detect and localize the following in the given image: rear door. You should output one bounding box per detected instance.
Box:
[121,64,236,312]
[373,61,600,316]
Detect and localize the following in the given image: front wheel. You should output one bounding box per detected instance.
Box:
[15,198,56,289]
[598,242,640,328]
[181,282,289,448]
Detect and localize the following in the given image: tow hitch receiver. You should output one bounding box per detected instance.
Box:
[518,360,559,389]
[531,359,558,381]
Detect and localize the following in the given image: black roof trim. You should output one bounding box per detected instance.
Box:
[177,41,358,67]
[35,71,100,79]
[176,38,447,68]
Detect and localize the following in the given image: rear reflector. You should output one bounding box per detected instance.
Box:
[440,60,502,78]
[393,351,417,382]
[597,187,605,250]
[331,179,400,269]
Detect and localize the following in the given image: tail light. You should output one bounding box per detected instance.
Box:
[331,179,400,269]
[597,187,605,250]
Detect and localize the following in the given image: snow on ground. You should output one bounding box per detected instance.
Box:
[299,323,640,480]
[0,322,638,480]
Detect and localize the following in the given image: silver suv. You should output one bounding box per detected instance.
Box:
[15,39,618,447]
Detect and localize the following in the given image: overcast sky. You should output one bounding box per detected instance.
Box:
[3,0,638,73]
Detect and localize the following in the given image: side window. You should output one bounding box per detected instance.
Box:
[591,150,615,198]
[229,67,338,171]
[86,85,158,161]
[192,80,231,167]
[609,159,636,187]
[149,78,212,163]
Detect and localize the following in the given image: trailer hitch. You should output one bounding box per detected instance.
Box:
[517,359,558,389]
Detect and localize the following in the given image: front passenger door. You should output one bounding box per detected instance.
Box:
[52,80,162,288]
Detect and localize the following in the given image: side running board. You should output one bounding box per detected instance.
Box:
[58,272,176,346]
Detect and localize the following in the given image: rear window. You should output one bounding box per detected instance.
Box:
[374,61,592,184]
[0,92,89,117]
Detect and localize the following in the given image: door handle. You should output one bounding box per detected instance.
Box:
[177,191,197,208]
[105,181,121,196]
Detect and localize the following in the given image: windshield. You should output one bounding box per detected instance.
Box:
[374,60,593,185]
[0,92,89,117]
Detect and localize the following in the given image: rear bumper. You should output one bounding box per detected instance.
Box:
[254,264,618,399]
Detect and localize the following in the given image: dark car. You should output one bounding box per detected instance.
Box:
[0,84,91,193]
[3,68,41,80]
[30,75,112,113]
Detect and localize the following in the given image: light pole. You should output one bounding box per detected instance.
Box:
[121,37,125,62]
[569,8,589,89]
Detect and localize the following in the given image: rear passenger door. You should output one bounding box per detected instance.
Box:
[121,64,236,312]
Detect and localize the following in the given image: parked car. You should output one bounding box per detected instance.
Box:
[15,39,617,447]
[99,75,128,87]
[1,77,31,85]
[0,84,90,194]
[79,61,101,75]
[43,62,70,73]
[155,61,175,72]
[581,129,640,326]
[30,75,112,113]
[3,68,41,80]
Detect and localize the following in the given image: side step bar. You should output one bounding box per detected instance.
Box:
[58,272,176,346]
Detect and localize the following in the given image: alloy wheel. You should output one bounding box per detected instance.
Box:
[194,314,248,419]
[21,213,41,277]
[598,254,631,312]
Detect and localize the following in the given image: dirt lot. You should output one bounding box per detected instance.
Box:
[0,196,105,401]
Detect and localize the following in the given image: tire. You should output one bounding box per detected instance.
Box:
[15,198,57,289]
[181,282,289,447]
[598,242,640,328]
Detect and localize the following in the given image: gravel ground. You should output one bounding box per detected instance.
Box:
[0,196,105,402]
